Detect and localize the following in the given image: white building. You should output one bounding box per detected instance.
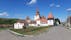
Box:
[14,22,24,29]
[33,9,54,26]
[47,12,54,25]
[14,8,54,29]
[14,20,25,29]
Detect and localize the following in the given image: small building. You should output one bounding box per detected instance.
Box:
[14,20,24,29]
[67,16,71,27]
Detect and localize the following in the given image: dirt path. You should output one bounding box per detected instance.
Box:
[0,26,71,40]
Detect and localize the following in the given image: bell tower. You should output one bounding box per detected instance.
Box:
[34,8,40,21]
[47,12,54,25]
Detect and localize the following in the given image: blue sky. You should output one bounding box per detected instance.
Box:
[0,0,71,22]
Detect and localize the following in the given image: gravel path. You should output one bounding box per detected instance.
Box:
[0,26,71,40]
[0,30,24,40]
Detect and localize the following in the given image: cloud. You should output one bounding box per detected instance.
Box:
[0,12,8,16]
[67,8,71,11]
[49,3,61,8]
[27,0,37,5]
[49,3,55,7]
[56,5,61,8]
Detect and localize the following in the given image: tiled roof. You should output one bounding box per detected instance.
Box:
[40,16,47,23]
[47,12,54,19]
[35,16,47,23]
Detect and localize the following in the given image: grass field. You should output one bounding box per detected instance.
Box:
[10,26,50,35]
[0,28,8,31]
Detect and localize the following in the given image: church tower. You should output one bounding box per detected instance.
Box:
[47,12,54,25]
[34,8,40,21]
[34,8,41,25]
[26,16,31,23]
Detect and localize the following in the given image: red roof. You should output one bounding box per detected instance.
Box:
[48,12,54,18]
[36,16,47,23]
[40,16,47,23]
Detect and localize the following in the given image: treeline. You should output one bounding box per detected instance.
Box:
[0,18,19,24]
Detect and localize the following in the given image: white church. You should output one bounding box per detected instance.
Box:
[14,8,54,29]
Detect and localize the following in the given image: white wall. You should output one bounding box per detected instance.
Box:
[34,15,40,20]
[29,24,37,26]
[48,20,54,25]
[14,23,24,29]
[40,24,48,26]
[36,20,41,24]
[29,23,48,27]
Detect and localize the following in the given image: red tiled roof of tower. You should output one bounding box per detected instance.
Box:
[47,12,54,19]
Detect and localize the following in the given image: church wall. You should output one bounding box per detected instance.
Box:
[40,24,48,26]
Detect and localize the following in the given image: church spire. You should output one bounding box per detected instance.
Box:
[36,7,40,16]
[34,7,40,21]
[47,12,54,19]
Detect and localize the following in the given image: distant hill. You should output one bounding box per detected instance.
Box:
[0,18,19,24]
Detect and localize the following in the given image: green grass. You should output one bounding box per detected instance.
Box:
[10,26,50,35]
[0,28,8,31]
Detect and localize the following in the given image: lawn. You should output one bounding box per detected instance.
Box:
[0,28,8,31]
[10,26,50,35]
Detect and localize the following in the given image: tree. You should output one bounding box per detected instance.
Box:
[54,18,61,26]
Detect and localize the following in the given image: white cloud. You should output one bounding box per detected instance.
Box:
[56,5,60,7]
[27,0,37,5]
[49,3,61,8]
[67,8,71,11]
[0,12,8,16]
[49,3,55,7]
